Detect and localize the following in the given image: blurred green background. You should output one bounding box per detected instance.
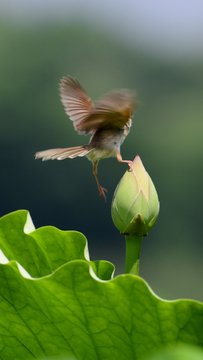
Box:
[1,1,203,301]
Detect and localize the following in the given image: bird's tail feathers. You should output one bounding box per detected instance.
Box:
[35,145,92,161]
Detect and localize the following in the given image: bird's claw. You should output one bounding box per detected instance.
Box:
[128,161,133,172]
[99,186,108,201]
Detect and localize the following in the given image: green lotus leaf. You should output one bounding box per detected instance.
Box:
[0,210,202,360]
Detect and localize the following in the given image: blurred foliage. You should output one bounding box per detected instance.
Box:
[0,19,203,301]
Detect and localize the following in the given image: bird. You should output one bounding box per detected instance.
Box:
[35,75,138,200]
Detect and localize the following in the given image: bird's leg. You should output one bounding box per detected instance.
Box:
[116,151,133,170]
[93,161,108,201]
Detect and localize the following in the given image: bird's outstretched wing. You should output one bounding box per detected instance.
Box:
[60,76,137,134]
[60,76,94,134]
[82,89,137,133]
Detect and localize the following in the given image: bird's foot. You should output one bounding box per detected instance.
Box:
[98,186,108,201]
[127,161,133,171]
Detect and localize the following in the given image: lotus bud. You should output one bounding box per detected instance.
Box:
[111,156,159,236]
